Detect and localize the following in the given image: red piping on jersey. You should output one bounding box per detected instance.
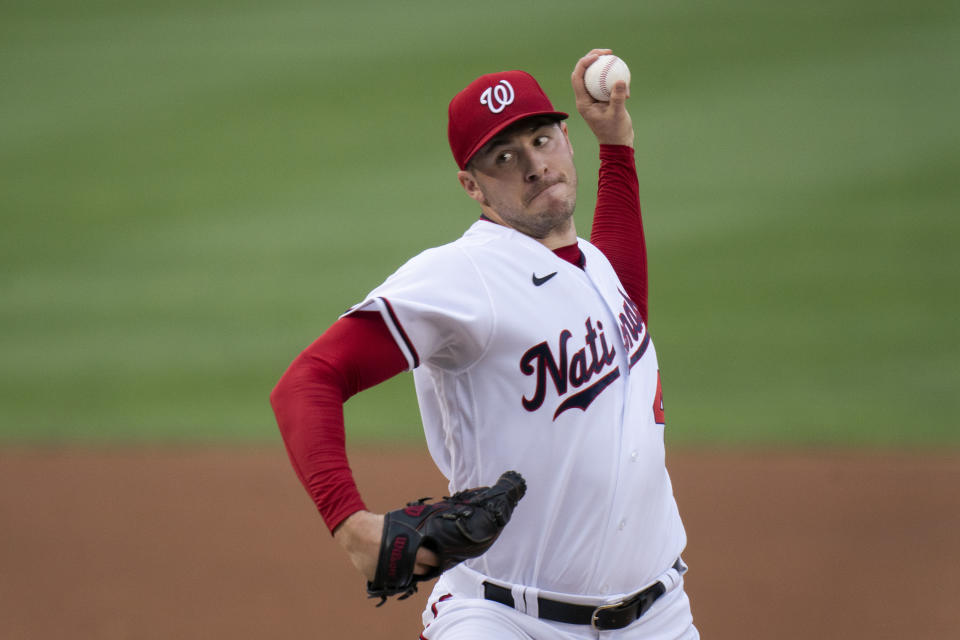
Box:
[380,297,420,368]
[431,593,453,617]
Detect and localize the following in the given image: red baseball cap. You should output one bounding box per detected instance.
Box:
[448,70,568,170]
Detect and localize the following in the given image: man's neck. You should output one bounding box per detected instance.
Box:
[478,214,577,250]
[539,221,577,250]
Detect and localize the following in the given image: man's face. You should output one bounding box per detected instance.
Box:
[459,118,578,241]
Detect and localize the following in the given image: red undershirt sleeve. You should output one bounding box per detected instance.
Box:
[269,311,408,533]
[590,144,649,324]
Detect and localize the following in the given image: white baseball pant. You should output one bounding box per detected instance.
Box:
[420,563,698,640]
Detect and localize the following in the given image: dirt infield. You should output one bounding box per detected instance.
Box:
[1,445,957,639]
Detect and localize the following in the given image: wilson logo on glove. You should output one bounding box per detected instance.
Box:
[387,535,409,580]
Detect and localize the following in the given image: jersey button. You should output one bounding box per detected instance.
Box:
[630,450,639,462]
[618,519,626,531]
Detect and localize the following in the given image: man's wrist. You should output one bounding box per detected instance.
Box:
[596,135,634,147]
[334,510,375,543]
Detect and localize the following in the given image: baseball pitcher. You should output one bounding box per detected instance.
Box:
[271,48,699,639]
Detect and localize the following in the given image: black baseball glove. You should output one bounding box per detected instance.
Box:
[367,470,527,605]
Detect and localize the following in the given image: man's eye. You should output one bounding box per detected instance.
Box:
[496,151,514,164]
[534,135,550,146]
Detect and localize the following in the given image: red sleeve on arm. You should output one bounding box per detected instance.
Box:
[269,311,408,533]
[590,144,649,324]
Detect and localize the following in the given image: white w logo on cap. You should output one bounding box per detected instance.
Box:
[480,80,515,114]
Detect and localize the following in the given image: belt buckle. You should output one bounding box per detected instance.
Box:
[590,598,632,631]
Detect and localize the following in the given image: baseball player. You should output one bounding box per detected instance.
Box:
[270,48,698,639]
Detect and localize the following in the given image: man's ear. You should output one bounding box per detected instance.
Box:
[458,170,486,206]
[560,121,574,157]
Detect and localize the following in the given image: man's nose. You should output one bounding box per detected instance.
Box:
[523,151,548,182]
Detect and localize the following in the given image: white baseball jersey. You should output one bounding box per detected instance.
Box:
[349,219,686,597]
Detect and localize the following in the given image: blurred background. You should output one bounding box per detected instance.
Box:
[3,2,959,639]
[3,0,958,449]
[2,0,957,448]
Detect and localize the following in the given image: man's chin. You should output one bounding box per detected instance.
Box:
[534,198,577,223]
[529,209,575,238]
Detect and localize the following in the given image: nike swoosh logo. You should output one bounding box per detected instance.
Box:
[532,272,558,286]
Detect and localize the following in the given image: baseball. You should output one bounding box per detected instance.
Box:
[584,54,631,102]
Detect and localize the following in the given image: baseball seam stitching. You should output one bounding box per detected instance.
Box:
[599,57,616,98]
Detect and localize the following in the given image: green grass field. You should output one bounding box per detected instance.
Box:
[2,0,958,446]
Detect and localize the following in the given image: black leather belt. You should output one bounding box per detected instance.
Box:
[482,559,682,631]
